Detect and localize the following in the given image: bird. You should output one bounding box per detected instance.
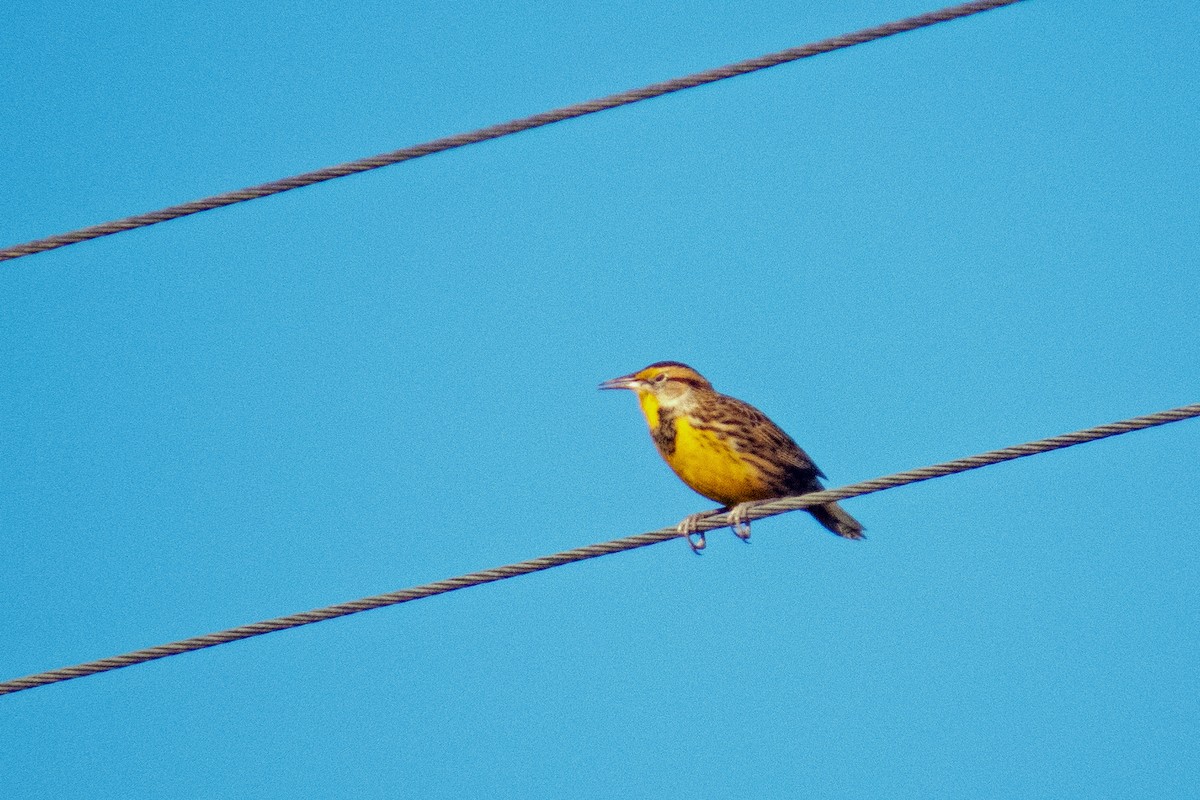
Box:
[599,361,863,551]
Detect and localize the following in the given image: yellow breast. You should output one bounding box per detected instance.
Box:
[663,416,773,506]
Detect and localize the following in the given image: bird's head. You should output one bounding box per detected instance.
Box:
[599,361,714,407]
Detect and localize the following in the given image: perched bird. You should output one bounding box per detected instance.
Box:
[600,361,863,551]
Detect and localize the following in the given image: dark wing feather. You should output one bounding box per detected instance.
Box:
[708,394,827,493]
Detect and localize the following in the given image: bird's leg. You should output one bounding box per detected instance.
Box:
[676,513,708,553]
[728,502,756,541]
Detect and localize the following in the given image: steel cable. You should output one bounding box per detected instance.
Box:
[0,0,1027,263]
[1,400,1196,697]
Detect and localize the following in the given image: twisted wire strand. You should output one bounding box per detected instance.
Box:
[2,400,1195,697]
[0,0,1026,264]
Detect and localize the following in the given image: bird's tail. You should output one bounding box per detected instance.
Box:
[808,502,865,540]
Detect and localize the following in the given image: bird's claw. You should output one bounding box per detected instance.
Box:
[676,513,708,553]
[729,502,755,541]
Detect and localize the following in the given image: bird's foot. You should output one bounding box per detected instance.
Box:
[676,513,708,553]
[729,502,756,542]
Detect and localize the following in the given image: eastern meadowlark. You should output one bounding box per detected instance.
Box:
[600,361,864,551]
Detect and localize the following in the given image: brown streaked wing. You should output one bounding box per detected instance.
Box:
[698,394,828,492]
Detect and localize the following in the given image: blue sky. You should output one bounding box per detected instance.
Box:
[2,1,1198,797]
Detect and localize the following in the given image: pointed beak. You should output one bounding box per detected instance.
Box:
[598,373,641,391]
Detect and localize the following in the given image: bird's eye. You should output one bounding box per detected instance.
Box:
[653,373,668,385]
